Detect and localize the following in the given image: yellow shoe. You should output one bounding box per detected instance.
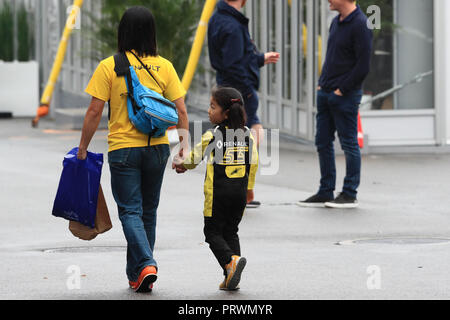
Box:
[225,255,247,290]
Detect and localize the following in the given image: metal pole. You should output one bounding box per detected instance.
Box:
[275,0,283,129]
[181,0,217,91]
[32,0,84,127]
[291,0,299,135]
[260,0,269,124]
[12,0,17,61]
[306,0,315,141]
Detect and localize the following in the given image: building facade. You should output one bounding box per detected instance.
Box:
[241,0,449,149]
[8,0,450,150]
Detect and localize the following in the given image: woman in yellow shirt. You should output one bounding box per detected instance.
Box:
[76,6,189,293]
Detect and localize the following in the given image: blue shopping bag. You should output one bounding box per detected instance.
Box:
[52,147,104,229]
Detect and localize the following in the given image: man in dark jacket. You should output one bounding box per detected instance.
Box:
[208,0,279,143]
[298,0,372,209]
[208,0,279,208]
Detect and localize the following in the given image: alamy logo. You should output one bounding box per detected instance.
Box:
[66,5,81,30]
[66,265,81,290]
[170,125,279,175]
[366,5,381,30]
[326,5,382,30]
[366,265,382,290]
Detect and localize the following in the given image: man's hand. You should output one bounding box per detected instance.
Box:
[334,88,343,96]
[77,147,87,160]
[264,52,280,65]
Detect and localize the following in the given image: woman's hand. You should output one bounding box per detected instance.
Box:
[178,139,189,161]
[77,147,87,160]
[334,88,343,96]
[172,154,187,174]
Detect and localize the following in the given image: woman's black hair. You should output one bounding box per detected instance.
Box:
[118,6,158,57]
[212,87,247,130]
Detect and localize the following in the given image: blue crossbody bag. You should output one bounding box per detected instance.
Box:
[113,51,179,140]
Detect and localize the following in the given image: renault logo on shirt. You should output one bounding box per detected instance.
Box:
[224,141,247,148]
[135,65,161,72]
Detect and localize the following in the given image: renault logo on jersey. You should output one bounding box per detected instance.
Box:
[216,140,223,149]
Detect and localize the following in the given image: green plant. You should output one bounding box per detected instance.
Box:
[86,0,202,76]
[17,4,31,61]
[0,1,14,61]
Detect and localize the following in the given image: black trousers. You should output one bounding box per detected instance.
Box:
[204,199,246,275]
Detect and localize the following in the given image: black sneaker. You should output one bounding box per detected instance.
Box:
[297,194,334,208]
[324,193,358,209]
[247,200,261,209]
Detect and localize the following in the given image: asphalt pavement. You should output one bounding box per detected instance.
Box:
[1,117,449,300]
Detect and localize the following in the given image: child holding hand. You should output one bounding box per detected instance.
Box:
[173,87,258,290]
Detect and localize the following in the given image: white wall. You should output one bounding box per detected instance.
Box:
[362,110,436,146]
[0,61,39,117]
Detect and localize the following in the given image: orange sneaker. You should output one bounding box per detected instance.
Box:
[225,256,247,290]
[129,266,157,293]
[219,277,240,291]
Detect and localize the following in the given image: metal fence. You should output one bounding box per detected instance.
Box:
[247,0,331,141]
[34,0,101,112]
[188,0,332,142]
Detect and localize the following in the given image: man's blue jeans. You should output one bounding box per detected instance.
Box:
[108,145,170,282]
[315,89,363,199]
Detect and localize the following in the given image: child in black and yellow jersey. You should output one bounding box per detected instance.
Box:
[173,87,258,291]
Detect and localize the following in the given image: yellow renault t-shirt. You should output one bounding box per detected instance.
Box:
[85,51,186,152]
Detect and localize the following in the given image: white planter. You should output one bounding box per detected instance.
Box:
[0,61,39,117]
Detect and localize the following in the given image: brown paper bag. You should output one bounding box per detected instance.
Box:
[69,184,112,241]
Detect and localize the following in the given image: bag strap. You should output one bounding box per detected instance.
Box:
[113,52,131,76]
[113,52,158,145]
[114,52,139,115]
[128,51,163,91]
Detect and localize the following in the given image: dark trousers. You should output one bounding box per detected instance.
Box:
[243,88,261,128]
[315,89,363,199]
[204,199,246,275]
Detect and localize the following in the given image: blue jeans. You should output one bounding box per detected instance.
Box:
[315,89,363,199]
[108,145,170,282]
